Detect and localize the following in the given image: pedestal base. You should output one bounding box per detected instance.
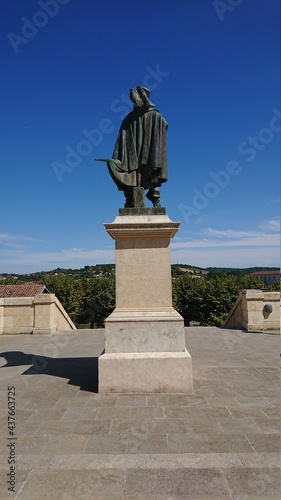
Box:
[99,213,193,394]
[104,309,186,353]
[99,349,193,393]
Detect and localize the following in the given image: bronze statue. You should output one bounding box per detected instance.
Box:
[96,86,168,208]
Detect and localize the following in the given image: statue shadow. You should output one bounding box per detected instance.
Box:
[0,350,103,393]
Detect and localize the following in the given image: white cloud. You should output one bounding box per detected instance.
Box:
[171,246,279,268]
[0,247,115,273]
[0,218,279,273]
[265,198,280,207]
[171,233,279,249]
[0,233,40,249]
[171,219,280,267]
[258,218,280,232]
[204,228,260,239]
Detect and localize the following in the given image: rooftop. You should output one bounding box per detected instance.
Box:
[0,327,279,498]
[0,282,48,298]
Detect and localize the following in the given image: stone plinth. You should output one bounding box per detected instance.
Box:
[224,289,281,332]
[98,213,193,393]
[0,294,76,335]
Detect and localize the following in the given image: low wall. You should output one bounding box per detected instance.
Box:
[0,294,76,334]
[224,289,280,332]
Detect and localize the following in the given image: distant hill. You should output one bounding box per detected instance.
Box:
[171,265,279,277]
[171,264,208,276]
[205,266,280,276]
[0,264,279,283]
[0,264,115,283]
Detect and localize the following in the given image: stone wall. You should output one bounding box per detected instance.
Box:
[224,290,280,332]
[0,294,76,335]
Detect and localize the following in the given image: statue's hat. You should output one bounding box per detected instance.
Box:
[135,86,155,107]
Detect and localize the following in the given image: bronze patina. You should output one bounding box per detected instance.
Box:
[96,86,168,208]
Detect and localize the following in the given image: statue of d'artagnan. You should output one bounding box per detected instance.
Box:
[96,86,168,208]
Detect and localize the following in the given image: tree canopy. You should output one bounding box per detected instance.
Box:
[172,273,273,326]
[40,271,279,328]
[43,275,115,327]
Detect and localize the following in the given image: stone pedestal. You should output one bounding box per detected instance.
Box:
[98,212,193,393]
[33,294,57,335]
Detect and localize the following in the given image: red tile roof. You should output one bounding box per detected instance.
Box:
[0,282,49,298]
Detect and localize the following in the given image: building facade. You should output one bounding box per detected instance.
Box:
[250,270,280,286]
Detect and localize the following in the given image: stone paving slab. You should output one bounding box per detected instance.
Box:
[0,327,280,499]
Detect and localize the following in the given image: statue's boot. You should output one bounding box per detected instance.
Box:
[146,188,161,207]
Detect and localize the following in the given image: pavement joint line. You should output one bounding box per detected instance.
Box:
[260,408,270,419]
[165,433,169,450]
[220,467,236,500]
[15,452,247,469]
[14,469,35,500]
[122,468,127,500]
[243,433,257,453]
[82,435,90,455]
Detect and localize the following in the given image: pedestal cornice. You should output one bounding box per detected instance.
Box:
[104,215,180,239]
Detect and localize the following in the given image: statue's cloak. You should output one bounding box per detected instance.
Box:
[107,109,168,190]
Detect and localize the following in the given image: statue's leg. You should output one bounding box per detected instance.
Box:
[150,169,162,188]
[137,169,142,187]
[124,189,133,208]
[146,187,161,207]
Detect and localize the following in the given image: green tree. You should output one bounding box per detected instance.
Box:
[268,281,280,291]
[43,275,84,321]
[76,298,104,328]
[173,274,265,326]
[43,275,116,327]
[84,276,115,327]
[0,276,23,284]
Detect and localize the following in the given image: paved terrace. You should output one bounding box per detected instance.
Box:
[0,327,280,499]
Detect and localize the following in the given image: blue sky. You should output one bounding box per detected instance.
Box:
[1,0,280,273]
